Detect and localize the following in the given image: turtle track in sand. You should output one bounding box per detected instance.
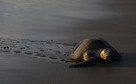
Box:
[0,38,75,64]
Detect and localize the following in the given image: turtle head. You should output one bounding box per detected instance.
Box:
[100,48,111,60]
[83,50,96,61]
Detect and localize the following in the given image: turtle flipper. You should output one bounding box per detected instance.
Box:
[69,61,90,68]
[69,59,98,68]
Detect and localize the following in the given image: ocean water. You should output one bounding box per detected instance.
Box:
[0,0,136,53]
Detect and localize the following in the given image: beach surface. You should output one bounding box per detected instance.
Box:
[0,0,136,84]
[0,51,136,84]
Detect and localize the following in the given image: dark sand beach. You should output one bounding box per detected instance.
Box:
[0,53,136,84]
[0,0,136,84]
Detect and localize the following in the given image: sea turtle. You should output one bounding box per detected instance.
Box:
[69,38,121,67]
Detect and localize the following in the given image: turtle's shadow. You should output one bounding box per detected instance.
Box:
[92,53,136,67]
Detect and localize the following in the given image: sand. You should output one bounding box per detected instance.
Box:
[0,53,136,84]
[0,38,136,84]
[0,0,136,84]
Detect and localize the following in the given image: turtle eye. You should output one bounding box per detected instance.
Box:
[106,49,108,52]
[105,49,109,52]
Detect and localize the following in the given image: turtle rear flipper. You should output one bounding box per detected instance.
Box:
[69,59,98,68]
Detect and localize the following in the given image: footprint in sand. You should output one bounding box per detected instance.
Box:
[14,50,22,54]
[24,51,33,55]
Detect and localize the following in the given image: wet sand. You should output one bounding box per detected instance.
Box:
[0,0,136,53]
[0,0,136,84]
[0,39,135,84]
[0,53,136,84]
